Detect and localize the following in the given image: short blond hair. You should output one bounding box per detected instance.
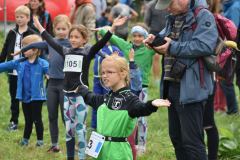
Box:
[53,14,72,30]
[15,5,30,17]
[101,54,130,86]
[22,35,42,55]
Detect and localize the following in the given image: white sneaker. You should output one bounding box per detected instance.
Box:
[136,145,146,156]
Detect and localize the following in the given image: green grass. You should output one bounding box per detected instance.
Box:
[0,33,240,160]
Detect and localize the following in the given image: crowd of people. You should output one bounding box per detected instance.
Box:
[0,0,240,160]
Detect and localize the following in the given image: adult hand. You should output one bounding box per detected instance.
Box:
[143,34,156,48]
[153,37,172,55]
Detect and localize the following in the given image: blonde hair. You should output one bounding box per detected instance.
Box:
[15,5,30,17]
[53,14,71,30]
[101,54,130,86]
[22,35,42,55]
[69,25,89,44]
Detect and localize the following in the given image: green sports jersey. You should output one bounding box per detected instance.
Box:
[99,30,155,86]
[96,103,137,160]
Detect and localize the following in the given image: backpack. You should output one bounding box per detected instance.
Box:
[193,6,238,81]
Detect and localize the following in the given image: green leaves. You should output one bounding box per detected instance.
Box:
[218,122,240,159]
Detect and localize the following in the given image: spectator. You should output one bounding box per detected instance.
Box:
[144,0,168,86]
[144,0,218,159]
[93,0,107,21]
[223,0,240,114]
[26,0,53,35]
[108,0,138,40]
[204,1,220,159]
[70,0,96,39]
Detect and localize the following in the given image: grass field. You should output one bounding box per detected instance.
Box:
[0,33,240,160]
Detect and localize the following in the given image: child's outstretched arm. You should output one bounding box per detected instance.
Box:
[77,85,105,109]
[98,29,132,59]
[128,96,170,118]
[11,42,48,56]
[87,16,128,60]
[129,49,142,94]
[0,58,26,73]
[33,16,65,57]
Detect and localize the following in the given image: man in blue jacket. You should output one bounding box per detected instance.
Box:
[144,0,218,159]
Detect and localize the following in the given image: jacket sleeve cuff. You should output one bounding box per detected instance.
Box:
[129,61,137,69]
[168,40,178,56]
[146,100,158,112]
[78,85,89,97]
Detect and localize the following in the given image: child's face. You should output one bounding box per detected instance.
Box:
[54,22,69,39]
[132,33,145,46]
[69,29,87,48]
[101,60,125,91]
[29,0,41,10]
[23,48,37,59]
[15,13,29,27]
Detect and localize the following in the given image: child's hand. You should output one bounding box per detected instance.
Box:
[11,51,21,56]
[129,48,134,62]
[33,16,45,33]
[110,16,128,33]
[152,99,171,108]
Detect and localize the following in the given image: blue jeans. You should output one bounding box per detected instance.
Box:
[220,80,238,114]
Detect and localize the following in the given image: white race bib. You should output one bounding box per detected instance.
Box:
[85,131,105,158]
[63,55,83,72]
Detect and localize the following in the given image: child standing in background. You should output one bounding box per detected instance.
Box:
[0,35,49,147]
[32,15,127,160]
[0,5,35,131]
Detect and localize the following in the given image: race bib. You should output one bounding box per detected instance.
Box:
[85,131,105,158]
[63,55,83,72]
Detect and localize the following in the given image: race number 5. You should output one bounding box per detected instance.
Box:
[63,55,83,72]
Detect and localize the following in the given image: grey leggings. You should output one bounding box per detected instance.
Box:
[47,79,65,145]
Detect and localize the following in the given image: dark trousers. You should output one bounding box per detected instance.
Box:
[168,82,207,160]
[8,75,20,124]
[22,101,44,140]
[47,79,65,144]
[203,83,219,160]
[219,79,238,114]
